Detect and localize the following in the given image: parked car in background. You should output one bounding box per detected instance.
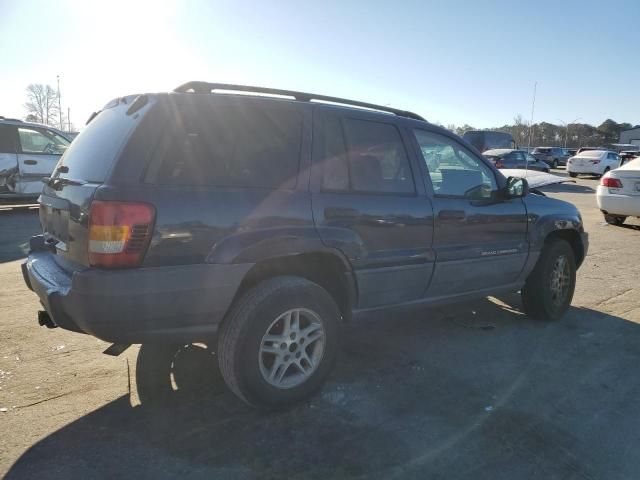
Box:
[462,130,516,152]
[619,150,639,166]
[596,157,640,225]
[567,150,620,178]
[22,82,588,409]
[484,149,550,172]
[0,117,71,198]
[531,147,569,168]
[567,148,577,157]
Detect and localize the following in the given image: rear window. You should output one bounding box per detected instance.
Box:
[57,105,140,183]
[580,150,604,158]
[533,148,551,153]
[145,100,302,189]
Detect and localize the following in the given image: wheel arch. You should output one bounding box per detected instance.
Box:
[230,251,357,322]
[544,229,585,268]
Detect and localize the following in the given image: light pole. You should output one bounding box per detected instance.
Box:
[57,75,63,131]
[558,117,581,148]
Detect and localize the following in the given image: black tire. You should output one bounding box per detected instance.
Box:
[218,276,341,409]
[521,239,576,321]
[599,167,611,178]
[136,343,223,405]
[569,172,578,178]
[552,159,558,169]
[604,214,626,226]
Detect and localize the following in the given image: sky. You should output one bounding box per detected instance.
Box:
[1,0,639,131]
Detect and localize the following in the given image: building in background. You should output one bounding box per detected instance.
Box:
[619,126,640,147]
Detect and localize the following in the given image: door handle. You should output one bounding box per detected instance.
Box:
[439,210,466,221]
[24,159,38,165]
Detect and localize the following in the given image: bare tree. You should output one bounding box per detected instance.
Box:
[24,84,59,125]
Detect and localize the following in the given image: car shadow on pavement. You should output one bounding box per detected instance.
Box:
[7,296,640,480]
[0,211,40,264]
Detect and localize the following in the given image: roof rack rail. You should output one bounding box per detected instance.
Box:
[173,81,426,122]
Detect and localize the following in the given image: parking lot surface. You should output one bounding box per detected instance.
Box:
[1,172,640,479]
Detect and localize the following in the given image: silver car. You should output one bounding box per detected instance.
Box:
[0,117,71,199]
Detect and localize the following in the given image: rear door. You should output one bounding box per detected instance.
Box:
[39,96,154,267]
[0,125,18,191]
[411,128,528,297]
[311,108,435,309]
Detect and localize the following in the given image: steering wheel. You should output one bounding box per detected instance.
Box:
[43,143,56,154]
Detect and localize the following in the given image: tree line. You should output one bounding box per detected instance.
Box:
[445,116,636,148]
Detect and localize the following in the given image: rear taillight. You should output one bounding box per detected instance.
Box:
[590,159,600,164]
[88,201,155,268]
[601,177,623,188]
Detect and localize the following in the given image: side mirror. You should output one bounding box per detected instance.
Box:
[505,176,529,199]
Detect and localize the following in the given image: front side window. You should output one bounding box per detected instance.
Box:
[17,127,69,155]
[414,129,497,199]
[147,102,302,189]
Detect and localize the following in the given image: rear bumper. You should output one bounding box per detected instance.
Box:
[596,187,640,217]
[22,244,252,344]
[567,164,601,175]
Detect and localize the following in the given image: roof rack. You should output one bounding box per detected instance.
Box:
[174,81,426,122]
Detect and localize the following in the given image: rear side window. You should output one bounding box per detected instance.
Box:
[315,114,415,194]
[146,101,302,189]
[58,106,140,182]
[0,125,17,153]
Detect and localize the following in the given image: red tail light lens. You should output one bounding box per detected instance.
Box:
[590,159,600,164]
[601,177,623,188]
[88,201,155,268]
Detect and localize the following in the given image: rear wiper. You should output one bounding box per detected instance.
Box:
[42,177,87,190]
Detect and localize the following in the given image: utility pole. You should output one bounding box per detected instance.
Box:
[527,81,537,151]
[57,75,63,131]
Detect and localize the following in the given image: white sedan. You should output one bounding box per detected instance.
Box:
[567,150,620,178]
[596,158,640,225]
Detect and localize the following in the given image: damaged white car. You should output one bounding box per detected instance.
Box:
[0,117,71,199]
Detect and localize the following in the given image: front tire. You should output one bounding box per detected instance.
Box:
[604,214,626,226]
[218,276,341,409]
[569,172,578,178]
[552,159,558,169]
[521,239,576,320]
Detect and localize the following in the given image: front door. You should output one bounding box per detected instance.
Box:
[412,129,528,298]
[310,109,435,309]
[16,126,69,193]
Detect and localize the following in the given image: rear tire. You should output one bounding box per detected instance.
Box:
[552,159,558,169]
[604,214,626,226]
[521,239,576,321]
[569,172,578,178]
[599,167,611,178]
[218,276,341,409]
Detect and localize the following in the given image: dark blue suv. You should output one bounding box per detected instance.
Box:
[22,82,588,408]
